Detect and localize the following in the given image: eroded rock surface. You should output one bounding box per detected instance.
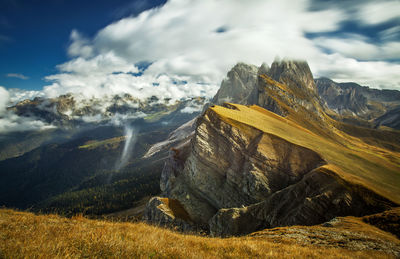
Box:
[142,197,194,232]
[209,165,395,236]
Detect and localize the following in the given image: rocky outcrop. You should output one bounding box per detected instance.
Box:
[212,63,259,105]
[142,197,194,232]
[209,165,395,236]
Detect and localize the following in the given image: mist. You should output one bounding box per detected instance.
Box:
[115,125,137,171]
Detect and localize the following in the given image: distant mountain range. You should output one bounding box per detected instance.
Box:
[0,93,205,215]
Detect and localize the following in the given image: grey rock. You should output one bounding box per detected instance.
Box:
[212,63,259,105]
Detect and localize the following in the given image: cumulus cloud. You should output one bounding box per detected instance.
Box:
[6,73,29,80]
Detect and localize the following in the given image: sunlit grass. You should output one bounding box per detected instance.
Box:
[210,104,400,202]
[0,209,394,259]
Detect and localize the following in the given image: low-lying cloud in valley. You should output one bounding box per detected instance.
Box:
[1,0,400,133]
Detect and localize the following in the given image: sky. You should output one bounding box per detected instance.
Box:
[0,0,400,105]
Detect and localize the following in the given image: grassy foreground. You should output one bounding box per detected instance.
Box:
[0,209,396,259]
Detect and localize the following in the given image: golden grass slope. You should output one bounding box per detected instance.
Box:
[0,208,398,259]
[211,104,400,203]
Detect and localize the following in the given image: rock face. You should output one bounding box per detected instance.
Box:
[212,63,259,105]
[315,77,400,120]
[374,106,400,130]
[142,197,194,232]
[209,165,395,236]
[268,60,316,93]
[159,106,325,225]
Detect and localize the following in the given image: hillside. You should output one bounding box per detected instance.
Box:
[0,208,399,258]
[212,103,400,202]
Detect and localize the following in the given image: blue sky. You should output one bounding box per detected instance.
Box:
[0,0,165,90]
[0,0,399,98]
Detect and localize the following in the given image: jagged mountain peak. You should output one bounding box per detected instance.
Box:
[213,59,317,107]
[212,62,259,105]
[268,59,316,92]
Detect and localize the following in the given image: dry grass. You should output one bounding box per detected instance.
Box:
[0,208,396,259]
[211,104,400,203]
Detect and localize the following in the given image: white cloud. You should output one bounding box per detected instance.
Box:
[68,30,94,58]
[6,73,29,80]
[7,88,44,104]
[312,53,400,89]
[0,112,55,133]
[357,0,400,25]
[0,87,54,133]
[314,35,400,60]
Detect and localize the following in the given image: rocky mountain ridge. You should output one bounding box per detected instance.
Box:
[315,77,400,129]
[144,60,400,236]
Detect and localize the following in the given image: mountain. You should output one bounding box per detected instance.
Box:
[315,77,400,128]
[144,60,400,237]
[0,94,205,215]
